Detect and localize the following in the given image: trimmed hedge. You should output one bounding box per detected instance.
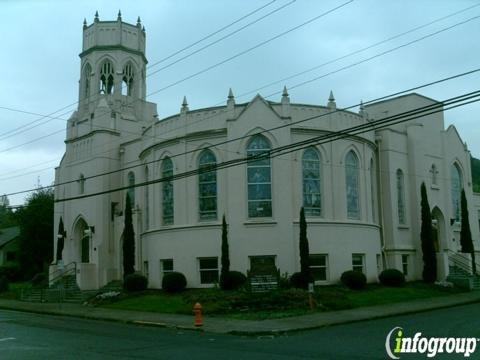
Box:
[162,272,187,293]
[340,270,366,290]
[220,271,247,290]
[124,273,148,292]
[289,272,313,290]
[379,269,405,287]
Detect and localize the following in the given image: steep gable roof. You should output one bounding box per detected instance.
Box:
[0,226,20,248]
[235,93,282,120]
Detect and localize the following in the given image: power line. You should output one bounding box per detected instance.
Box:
[145,0,278,69]
[1,6,479,185]
[263,14,480,99]
[0,0,352,153]
[51,90,480,203]
[144,0,354,98]
[228,2,480,102]
[2,8,476,157]
[147,0,296,78]
[0,62,480,188]
[3,68,479,195]
[4,88,476,200]
[0,1,284,140]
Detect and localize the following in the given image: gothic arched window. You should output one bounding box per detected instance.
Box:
[99,60,114,94]
[198,150,217,220]
[127,171,135,207]
[396,169,406,224]
[83,63,92,100]
[302,147,321,216]
[122,63,135,96]
[345,150,360,220]
[451,163,462,222]
[161,157,174,225]
[144,166,149,230]
[247,135,272,218]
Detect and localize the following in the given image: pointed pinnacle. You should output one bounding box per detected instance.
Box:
[228,88,234,99]
[182,96,188,107]
[118,10,122,20]
[328,90,335,102]
[83,18,87,27]
[142,25,146,32]
[95,11,99,19]
[360,100,364,110]
[282,86,289,97]
[137,16,141,25]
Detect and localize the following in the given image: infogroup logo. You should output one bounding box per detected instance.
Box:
[385,327,479,358]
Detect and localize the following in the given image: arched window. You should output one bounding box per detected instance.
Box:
[99,60,114,94]
[431,164,438,186]
[396,169,406,224]
[345,150,360,220]
[83,63,92,100]
[198,150,217,220]
[302,147,321,216]
[122,63,134,96]
[161,157,174,225]
[127,171,135,206]
[451,163,462,222]
[144,166,149,229]
[247,135,272,218]
[78,174,85,194]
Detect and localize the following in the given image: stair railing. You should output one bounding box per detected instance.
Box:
[446,249,479,275]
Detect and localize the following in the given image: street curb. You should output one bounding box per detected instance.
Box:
[0,303,203,333]
[226,297,480,336]
[0,296,479,336]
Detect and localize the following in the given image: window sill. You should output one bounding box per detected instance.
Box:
[431,185,440,190]
[244,220,277,226]
[397,225,410,230]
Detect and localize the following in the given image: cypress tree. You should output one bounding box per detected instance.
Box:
[460,189,476,274]
[123,192,135,277]
[299,207,310,286]
[220,214,230,289]
[420,182,437,282]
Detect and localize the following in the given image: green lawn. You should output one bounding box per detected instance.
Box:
[101,282,465,320]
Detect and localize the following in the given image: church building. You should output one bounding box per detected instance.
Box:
[51,14,480,290]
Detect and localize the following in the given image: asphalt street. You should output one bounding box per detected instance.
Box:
[0,303,479,359]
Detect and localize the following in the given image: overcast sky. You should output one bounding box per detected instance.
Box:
[1,0,479,206]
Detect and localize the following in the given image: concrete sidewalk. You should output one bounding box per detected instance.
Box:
[0,291,479,335]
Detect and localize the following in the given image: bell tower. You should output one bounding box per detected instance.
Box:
[78,11,147,114]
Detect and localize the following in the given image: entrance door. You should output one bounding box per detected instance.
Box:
[81,234,90,263]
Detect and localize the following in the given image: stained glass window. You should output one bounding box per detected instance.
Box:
[247,135,272,218]
[302,147,321,216]
[198,150,217,220]
[161,157,174,225]
[451,163,462,222]
[345,150,360,219]
[396,169,406,224]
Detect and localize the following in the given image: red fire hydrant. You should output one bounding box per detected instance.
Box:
[193,302,203,327]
